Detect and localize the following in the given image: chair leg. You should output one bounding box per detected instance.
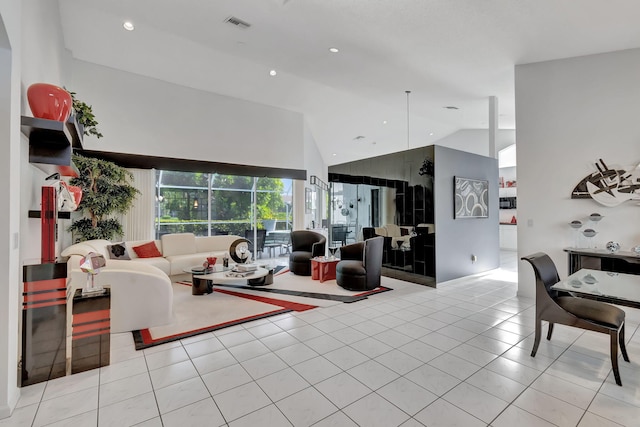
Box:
[546,322,554,341]
[531,318,541,357]
[610,330,622,386]
[620,323,630,363]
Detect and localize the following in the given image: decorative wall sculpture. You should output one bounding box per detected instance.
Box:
[572,159,640,207]
[454,177,489,219]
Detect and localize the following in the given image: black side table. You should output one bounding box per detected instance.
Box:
[71,288,111,374]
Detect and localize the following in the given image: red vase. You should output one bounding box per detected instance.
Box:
[68,185,83,208]
[27,83,73,122]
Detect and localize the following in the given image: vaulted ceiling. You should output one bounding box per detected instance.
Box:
[58,0,640,165]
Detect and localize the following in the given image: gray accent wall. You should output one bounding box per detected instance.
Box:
[434,145,499,283]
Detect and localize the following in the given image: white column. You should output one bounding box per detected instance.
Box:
[488,96,499,158]
[292,179,306,230]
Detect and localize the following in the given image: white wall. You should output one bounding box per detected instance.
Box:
[300,121,327,230]
[68,60,305,171]
[434,129,516,157]
[516,48,640,298]
[0,0,21,418]
[20,0,70,261]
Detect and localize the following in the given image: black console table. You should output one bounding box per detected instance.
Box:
[564,248,640,275]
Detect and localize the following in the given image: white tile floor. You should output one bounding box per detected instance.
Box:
[5,251,640,426]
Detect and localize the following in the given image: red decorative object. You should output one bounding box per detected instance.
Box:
[68,185,83,207]
[27,83,73,122]
[41,186,57,263]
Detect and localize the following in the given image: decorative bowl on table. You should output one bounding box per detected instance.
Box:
[570,279,583,288]
[605,241,620,253]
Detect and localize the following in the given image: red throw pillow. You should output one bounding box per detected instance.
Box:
[400,228,409,236]
[132,241,162,258]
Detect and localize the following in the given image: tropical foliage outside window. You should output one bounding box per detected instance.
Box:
[155,171,293,238]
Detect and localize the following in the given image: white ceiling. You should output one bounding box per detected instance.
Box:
[58,0,640,165]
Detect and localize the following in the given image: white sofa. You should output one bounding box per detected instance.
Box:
[62,242,174,333]
[61,233,244,332]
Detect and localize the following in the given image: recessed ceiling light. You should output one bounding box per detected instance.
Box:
[444,106,459,110]
[382,120,387,125]
[269,70,277,76]
[429,132,434,136]
[123,21,135,31]
[332,153,337,156]
[328,47,339,53]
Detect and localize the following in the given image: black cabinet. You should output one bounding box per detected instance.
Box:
[21,263,68,386]
[71,288,111,374]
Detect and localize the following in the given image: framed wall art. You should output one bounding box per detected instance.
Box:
[454,176,489,219]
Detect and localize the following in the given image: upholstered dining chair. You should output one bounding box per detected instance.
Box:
[245,229,266,258]
[289,230,326,276]
[521,252,629,386]
[336,236,384,291]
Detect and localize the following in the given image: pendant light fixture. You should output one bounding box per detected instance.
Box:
[405,90,411,149]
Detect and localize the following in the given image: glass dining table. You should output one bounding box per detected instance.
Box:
[551,268,640,309]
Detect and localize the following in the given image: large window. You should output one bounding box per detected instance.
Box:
[155,170,293,238]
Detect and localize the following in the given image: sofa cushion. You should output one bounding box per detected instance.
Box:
[126,240,162,259]
[106,242,131,260]
[385,224,402,237]
[132,241,163,258]
[81,239,112,258]
[132,257,171,276]
[195,235,241,253]
[374,227,387,237]
[61,242,96,258]
[161,233,196,257]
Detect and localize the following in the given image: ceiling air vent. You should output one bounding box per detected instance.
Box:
[224,16,251,29]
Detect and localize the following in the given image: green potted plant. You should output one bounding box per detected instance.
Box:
[68,154,139,241]
[65,88,103,139]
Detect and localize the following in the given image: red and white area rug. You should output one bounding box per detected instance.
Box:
[132,282,317,350]
[132,268,392,350]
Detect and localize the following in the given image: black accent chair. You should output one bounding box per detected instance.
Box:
[336,236,384,291]
[289,230,326,276]
[521,252,629,386]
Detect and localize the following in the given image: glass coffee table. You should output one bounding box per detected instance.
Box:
[184,265,270,295]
